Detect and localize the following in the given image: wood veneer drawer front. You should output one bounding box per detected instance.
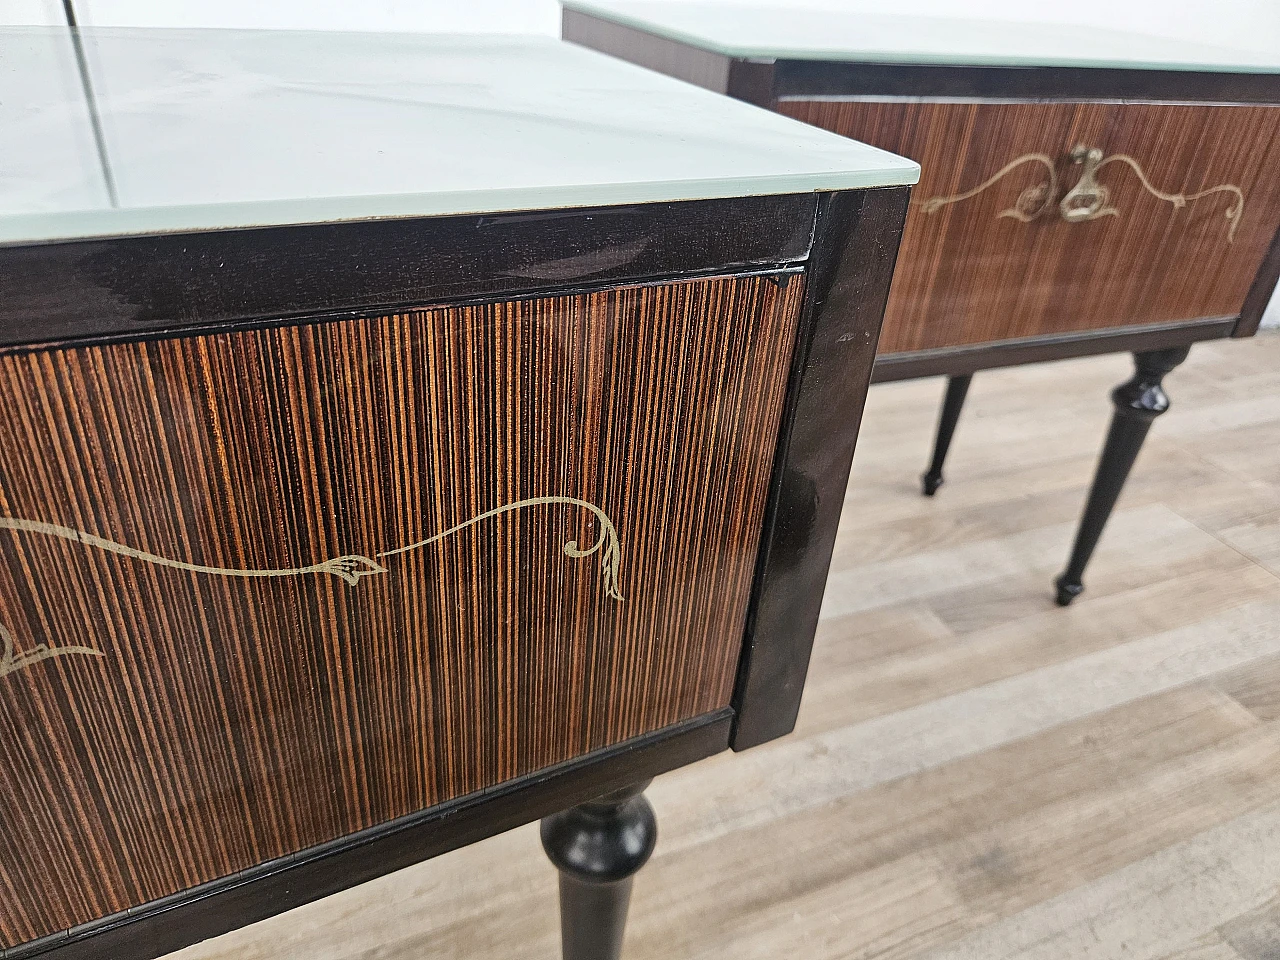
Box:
[779,100,1280,354]
[0,272,802,947]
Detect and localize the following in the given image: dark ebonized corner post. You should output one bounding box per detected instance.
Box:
[1234,221,1280,337]
[731,186,911,750]
[921,373,973,496]
[541,781,657,960]
[1055,345,1191,605]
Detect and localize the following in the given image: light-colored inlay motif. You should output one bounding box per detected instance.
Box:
[0,496,623,678]
[919,146,1244,241]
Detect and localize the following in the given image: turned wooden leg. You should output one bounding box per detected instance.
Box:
[540,781,656,960]
[1055,346,1190,606]
[922,373,973,496]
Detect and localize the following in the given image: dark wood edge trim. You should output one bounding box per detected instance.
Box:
[4,710,732,960]
[871,317,1237,383]
[0,264,807,361]
[727,58,778,108]
[1237,222,1280,337]
[772,59,1280,103]
[0,193,816,351]
[731,186,910,750]
[562,9,778,107]
[563,8,732,93]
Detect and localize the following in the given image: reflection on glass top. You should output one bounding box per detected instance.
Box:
[0,27,918,245]
[563,1,1280,72]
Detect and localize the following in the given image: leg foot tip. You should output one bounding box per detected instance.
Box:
[922,473,943,496]
[1054,576,1084,606]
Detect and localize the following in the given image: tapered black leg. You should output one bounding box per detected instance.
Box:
[541,781,656,960]
[922,373,973,496]
[1055,346,1190,606]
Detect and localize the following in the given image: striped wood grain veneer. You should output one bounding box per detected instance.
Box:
[778,100,1280,353]
[0,271,804,946]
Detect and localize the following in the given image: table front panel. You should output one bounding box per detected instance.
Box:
[0,272,802,946]
[779,99,1280,353]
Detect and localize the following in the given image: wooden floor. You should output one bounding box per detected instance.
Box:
[168,333,1280,960]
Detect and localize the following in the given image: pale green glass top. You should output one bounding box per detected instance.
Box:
[563,1,1280,72]
[0,28,918,245]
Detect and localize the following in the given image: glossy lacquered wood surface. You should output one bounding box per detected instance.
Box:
[0,272,803,948]
[0,196,817,350]
[777,100,1280,354]
[731,186,911,748]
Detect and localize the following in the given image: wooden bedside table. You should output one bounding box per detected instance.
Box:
[0,26,916,960]
[563,1,1280,604]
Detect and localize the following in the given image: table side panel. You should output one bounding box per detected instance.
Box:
[0,272,802,947]
[778,99,1280,354]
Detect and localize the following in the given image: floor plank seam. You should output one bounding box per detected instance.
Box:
[1175,512,1280,586]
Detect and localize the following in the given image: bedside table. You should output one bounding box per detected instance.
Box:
[563,1,1280,604]
[0,26,916,960]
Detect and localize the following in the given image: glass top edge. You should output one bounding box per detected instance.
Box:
[560,2,1280,75]
[0,171,920,247]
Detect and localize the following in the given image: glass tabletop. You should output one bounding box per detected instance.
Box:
[0,27,918,245]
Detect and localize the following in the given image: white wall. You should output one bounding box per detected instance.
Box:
[9,0,565,32]
[3,0,67,25]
